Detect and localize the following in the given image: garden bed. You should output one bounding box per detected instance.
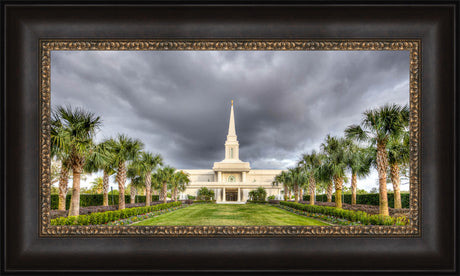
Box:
[278,201,409,226]
[50,202,182,225]
[50,200,181,219]
[299,201,410,218]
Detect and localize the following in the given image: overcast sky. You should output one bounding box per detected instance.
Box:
[51,50,409,191]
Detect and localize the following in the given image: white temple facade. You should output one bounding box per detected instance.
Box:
[179,101,284,203]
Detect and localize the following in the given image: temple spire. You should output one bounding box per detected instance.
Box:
[227,100,236,137]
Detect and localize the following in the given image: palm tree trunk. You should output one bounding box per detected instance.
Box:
[299,187,303,202]
[309,176,315,206]
[351,173,357,205]
[130,185,136,204]
[116,161,126,210]
[376,142,390,216]
[162,181,167,203]
[58,165,69,211]
[145,172,152,206]
[173,187,178,202]
[294,183,299,202]
[283,184,288,201]
[288,189,291,200]
[390,163,402,209]
[334,176,343,209]
[68,167,82,216]
[102,171,109,206]
[326,181,333,202]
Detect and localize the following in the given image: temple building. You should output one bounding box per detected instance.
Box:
[180,101,284,203]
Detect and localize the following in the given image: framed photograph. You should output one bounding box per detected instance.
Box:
[2,1,457,273]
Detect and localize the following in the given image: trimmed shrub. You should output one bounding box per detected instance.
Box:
[302,193,410,208]
[248,187,267,201]
[50,201,181,226]
[279,201,409,226]
[197,187,215,201]
[50,194,160,210]
[246,200,268,204]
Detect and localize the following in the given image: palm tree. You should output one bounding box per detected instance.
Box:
[151,173,162,197]
[299,151,323,205]
[127,163,143,204]
[89,177,103,194]
[138,152,163,206]
[344,142,372,205]
[387,131,410,209]
[345,104,409,216]
[156,166,176,203]
[274,171,289,201]
[84,140,115,206]
[51,105,101,216]
[129,176,144,204]
[171,170,191,201]
[51,112,72,211]
[286,167,308,203]
[107,135,144,210]
[321,135,348,209]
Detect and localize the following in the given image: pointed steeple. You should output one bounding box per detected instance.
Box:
[213,100,250,171]
[227,100,237,139]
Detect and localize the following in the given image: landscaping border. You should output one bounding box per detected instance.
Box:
[50,202,181,226]
[279,201,409,226]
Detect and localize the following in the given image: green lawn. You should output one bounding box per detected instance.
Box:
[132,204,329,226]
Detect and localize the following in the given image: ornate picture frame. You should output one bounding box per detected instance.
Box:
[40,39,421,237]
[3,1,457,273]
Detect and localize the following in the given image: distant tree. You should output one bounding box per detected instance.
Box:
[273,171,290,201]
[298,151,323,205]
[197,187,215,201]
[171,171,191,201]
[156,166,176,203]
[249,187,267,201]
[136,152,163,206]
[89,177,104,194]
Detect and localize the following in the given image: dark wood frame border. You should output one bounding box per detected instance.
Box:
[2,1,457,273]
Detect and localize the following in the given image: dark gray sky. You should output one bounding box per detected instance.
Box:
[51,50,409,190]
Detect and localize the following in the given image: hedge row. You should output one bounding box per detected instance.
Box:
[192,200,216,204]
[246,200,269,204]
[279,201,409,226]
[50,194,160,210]
[303,193,410,208]
[50,201,181,226]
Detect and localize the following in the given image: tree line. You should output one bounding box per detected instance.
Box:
[51,105,190,216]
[274,103,409,216]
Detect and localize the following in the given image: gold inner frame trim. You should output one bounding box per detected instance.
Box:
[39,39,421,237]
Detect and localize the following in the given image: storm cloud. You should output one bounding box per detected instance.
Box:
[51,50,409,190]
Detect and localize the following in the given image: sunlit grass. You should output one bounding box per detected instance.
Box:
[132,204,329,226]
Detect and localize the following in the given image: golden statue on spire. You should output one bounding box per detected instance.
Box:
[231,100,233,106]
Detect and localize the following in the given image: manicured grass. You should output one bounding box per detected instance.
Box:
[132,204,330,226]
